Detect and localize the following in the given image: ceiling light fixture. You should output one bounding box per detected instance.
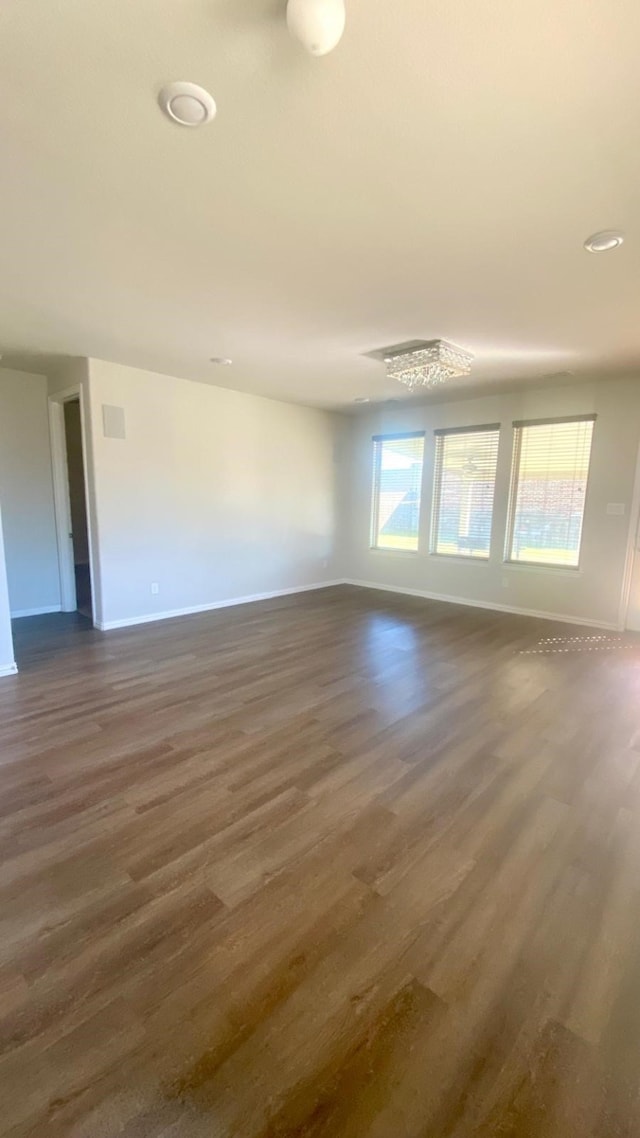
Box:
[384,340,473,390]
[353,397,370,404]
[584,230,625,253]
[286,0,346,56]
[210,357,233,366]
[158,82,217,127]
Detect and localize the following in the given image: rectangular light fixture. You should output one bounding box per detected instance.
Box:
[385,340,473,390]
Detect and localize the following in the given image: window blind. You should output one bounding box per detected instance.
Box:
[431,425,500,559]
[371,433,425,551]
[506,416,595,567]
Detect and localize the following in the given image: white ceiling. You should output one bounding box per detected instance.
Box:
[0,0,639,409]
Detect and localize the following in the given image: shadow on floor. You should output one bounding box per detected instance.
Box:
[11,611,97,672]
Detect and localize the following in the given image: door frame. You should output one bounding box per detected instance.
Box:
[48,385,97,626]
[619,439,640,630]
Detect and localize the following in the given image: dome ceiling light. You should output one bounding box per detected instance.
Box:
[286,0,346,56]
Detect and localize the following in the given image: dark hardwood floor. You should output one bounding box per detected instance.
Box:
[2,586,640,1137]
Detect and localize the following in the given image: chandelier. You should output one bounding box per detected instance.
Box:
[384,340,473,390]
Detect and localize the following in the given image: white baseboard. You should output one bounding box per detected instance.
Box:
[0,662,18,677]
[11,605,62,619]
[93,577,617,634]
[96,580,345,632]
[343,578,619,631]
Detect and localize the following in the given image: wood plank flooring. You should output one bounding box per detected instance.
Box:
[1,586,640,1136]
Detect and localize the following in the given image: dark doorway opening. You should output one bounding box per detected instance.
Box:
[63,399,92,619]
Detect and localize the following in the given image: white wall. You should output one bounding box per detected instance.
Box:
[0,503,17,674]
[2,354,632,641]
[86,359,341,629]
[343,378,640,628]
[47,356,90,397]
[0,369,61,616]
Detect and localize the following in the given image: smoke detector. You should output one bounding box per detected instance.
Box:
[158,82,217,127]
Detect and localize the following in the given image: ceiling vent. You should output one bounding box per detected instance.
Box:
[158,82,217,127]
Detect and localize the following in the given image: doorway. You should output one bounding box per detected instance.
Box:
[627,555,640,631]
[624,443,640,632]
[49,387,95,624]
[63,399,92,618]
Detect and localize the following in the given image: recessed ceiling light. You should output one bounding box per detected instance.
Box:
[158,82,217,127]
[210,357,233,366]
[584,230,625,253]
[354,397,370,404]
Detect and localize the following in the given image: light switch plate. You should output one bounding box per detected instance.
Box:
[606,503,625,516]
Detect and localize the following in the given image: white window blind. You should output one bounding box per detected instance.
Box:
[431,425,500,559]
[371,433,425,551]
[506,416,595,568]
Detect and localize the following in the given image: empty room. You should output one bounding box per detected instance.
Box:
[1,1,640,1135]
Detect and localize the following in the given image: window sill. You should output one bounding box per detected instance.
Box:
[369,546,419,556]
[503,560,583,577]
[428,552,491,565]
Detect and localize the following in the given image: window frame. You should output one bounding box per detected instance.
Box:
[504,414,596,571]
[430,423,501,562]
[370,431,426,553]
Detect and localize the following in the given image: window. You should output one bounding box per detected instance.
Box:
[371,433,425,551]
[431,424,500,559]
[506,416,595,568]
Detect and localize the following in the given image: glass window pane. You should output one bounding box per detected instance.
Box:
[371,435,425,551]
[432,427,500,559]
[508,419,594,567]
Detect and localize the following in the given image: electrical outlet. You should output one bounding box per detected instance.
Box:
[151,583,159,595]
[502,575,510,588]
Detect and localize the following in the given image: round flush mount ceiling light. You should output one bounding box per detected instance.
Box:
[286,0,346,56]
[584,229,625,253]
[210,357,233,366]
[158,82,217,127]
